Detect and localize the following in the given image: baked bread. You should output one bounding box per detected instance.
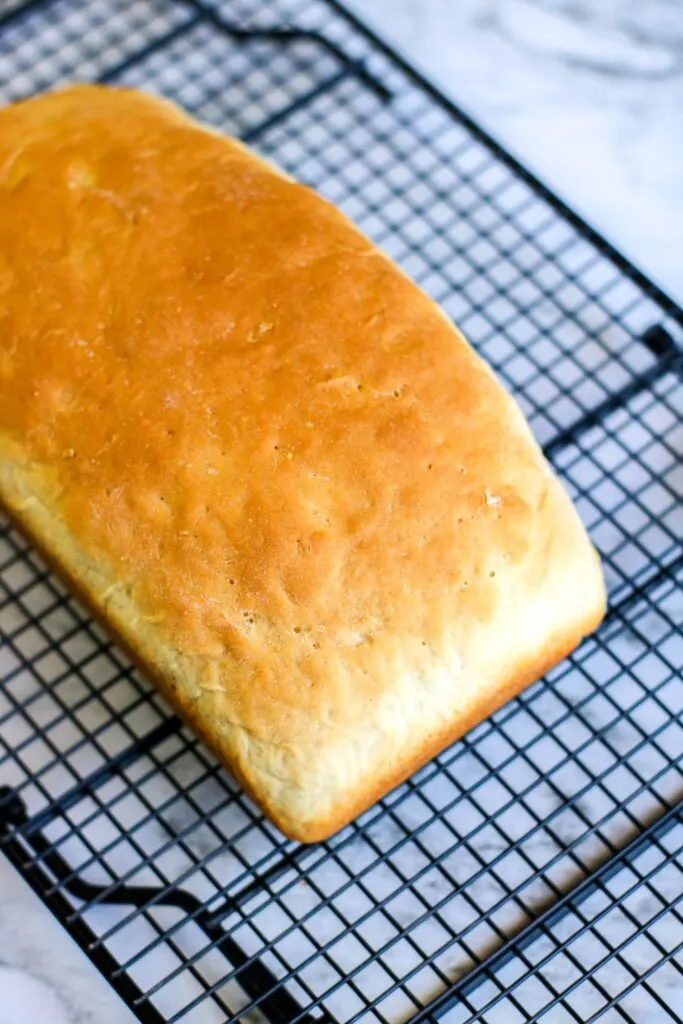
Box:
[0,86,605,842]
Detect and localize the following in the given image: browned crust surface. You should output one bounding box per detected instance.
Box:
[0,86,606,841]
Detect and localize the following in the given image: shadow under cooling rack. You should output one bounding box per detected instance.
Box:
[0,0,682,1022]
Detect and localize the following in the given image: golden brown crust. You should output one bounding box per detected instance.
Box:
[0,85,605,842]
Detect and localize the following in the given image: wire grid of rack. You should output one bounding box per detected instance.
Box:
[0,0,682,1021]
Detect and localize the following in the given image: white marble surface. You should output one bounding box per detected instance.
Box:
[0,854,134,1024]
[1,0,682,1021]
[351,0,683,304]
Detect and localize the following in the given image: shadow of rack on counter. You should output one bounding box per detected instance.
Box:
[0,0,682,1022]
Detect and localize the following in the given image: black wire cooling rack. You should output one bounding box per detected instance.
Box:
[1,0,682,1021]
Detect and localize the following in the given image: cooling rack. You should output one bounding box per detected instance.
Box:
[0,0,682,1021]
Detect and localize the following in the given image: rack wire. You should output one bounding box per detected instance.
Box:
[0,0,682,1021]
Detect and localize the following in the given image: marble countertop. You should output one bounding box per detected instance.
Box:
[352,0,683,304]
[1,1,681,1021]
[0,853,135,1024]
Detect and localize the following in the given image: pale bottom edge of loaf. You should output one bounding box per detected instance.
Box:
[298,608,603,842]
[0,453,605,844]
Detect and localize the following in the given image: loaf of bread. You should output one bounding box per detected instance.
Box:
[0,86,605,841]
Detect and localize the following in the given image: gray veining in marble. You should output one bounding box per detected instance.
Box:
[0,854,135,1023]
[351,0,683,301]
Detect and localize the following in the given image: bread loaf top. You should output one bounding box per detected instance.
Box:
[0,86,605,840]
